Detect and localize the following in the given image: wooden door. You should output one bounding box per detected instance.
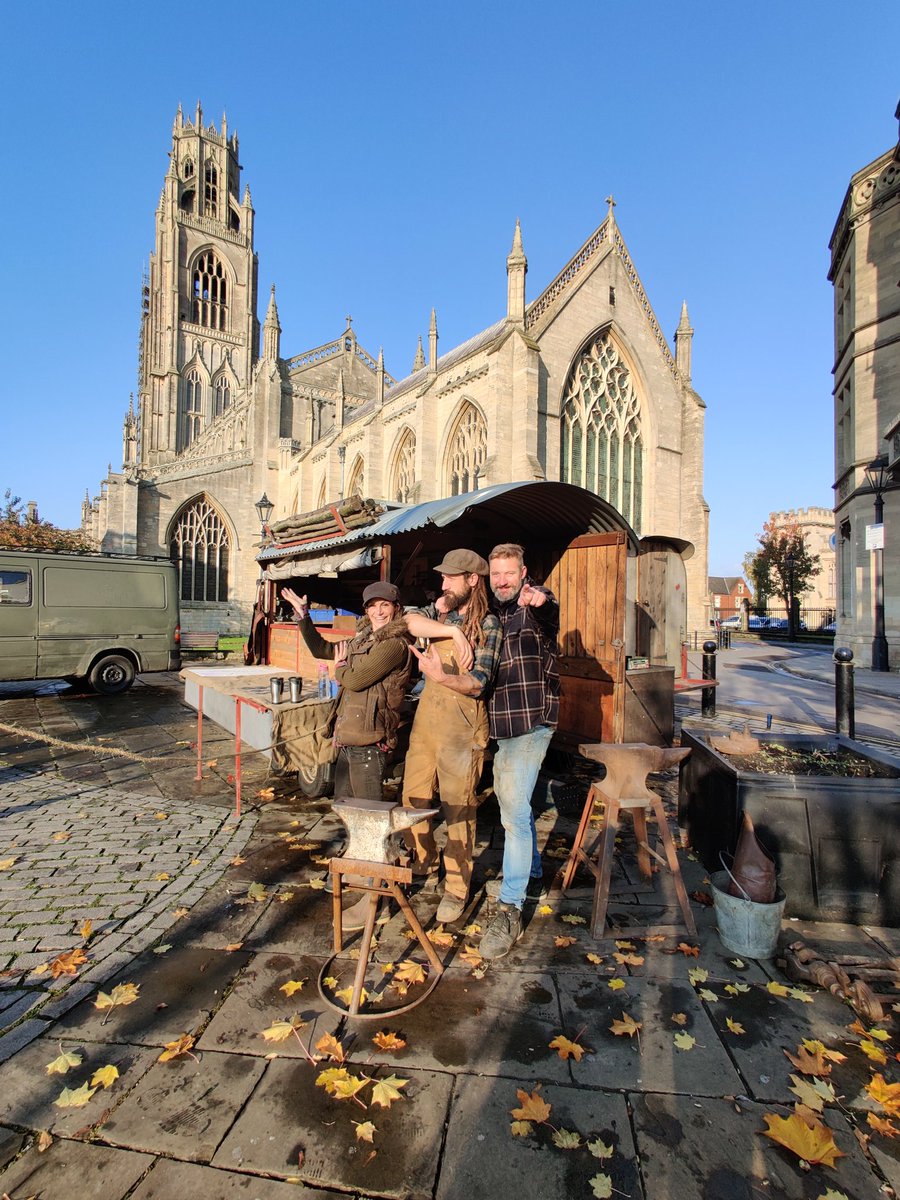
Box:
[543,533,628,744]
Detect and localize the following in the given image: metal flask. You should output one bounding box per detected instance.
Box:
[289,676,302,703]
[270,676,284,704]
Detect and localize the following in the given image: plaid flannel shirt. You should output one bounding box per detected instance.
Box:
[488,586,560,739]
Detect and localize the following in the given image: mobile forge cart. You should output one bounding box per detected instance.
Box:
[252,482,692,771]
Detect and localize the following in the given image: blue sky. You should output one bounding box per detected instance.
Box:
[1,1,897,575]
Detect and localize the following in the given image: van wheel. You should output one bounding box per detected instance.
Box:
[89,655,136,696]
[297,760,334,798]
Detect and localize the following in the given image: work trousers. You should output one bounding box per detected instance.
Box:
[402,646,489,903]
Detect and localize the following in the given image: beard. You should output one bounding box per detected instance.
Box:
[441,581,472,612]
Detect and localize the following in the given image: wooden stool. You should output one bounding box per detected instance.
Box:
[565,784,697,940]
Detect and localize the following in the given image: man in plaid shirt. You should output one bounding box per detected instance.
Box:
[480,542,560,959]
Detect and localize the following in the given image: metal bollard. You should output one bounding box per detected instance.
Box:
[834,647,855,739]
[701,640,717,719]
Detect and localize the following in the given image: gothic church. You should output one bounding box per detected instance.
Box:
[85,104,709,633]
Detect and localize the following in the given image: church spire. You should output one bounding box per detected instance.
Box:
[428,308,438,374]
[675,300,694,384]
[506,218,527,324]
[263,286,281,361]
[376,347,385,407]
[413,335,426,373]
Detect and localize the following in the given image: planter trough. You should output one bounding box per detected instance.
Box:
[678,728,900,925]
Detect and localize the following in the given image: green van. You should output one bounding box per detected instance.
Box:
[0,550,181,694]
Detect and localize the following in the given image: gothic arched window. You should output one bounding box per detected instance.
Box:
[183,158,194,179]
[182,370,203,449]
[561,332,643,531]
[191,250,227,330]
[391,429,416,504]
[445,403,487,496]
[346,457,365,499]
[316,476,327,508]
[204,159,218,218]
[171,498,229,603]
[213,376,231,417]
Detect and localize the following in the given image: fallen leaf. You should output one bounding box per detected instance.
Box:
[688,967,708,986]
[261,1017,307,1042]
[323,975,339,989]
[671,1012,688,1026]
[560,914,586,925]
[607,978,626,991]
[91,1064,120,1089]
[50,948,87,978]
[510,1120,532,1136]
[866,1073,900,1114]
[354,1120,377,1143]
[172,907,190,918]
[154,811,169,820]
[690,890,713,907]
[158,1034,196,1062]
[589,1173,613,1199]
[511,1086,552,1123]
[154,872,170,881]
[79,920,93,940]
[54,1082,97,1109]
[316,1067,350,1094]
[370,1074,408,1109]
[460,945,483,967]
[788,988,814,1003]
[698,988,719,1002]
[550,1034,586,1061]
[537,904,554,915]
[462,923,482,936]
[94,982,140,1011]
[255,787,275,800]
[860,1039,888,1065]
[372,1031,407,1051]
[674,1032,696,1051]
[586,953,604,964]
[761,1111,845,1168]
[315,1033,346,1063]
[0,857,17,870]
[677,942,700,957]
[814,1191,850,1200]
[588,1137,613,1159]
[784,1045,832,1078]
[554,935,577,948]
[728,957,746,968]
[223,942,243,952]
[609,1013,642,1039]
[229,856,246,866]
[276,892,295,902]
[553,1128,581,1149]
[394,960,427,986]
[332,1074,370,1102]
[280,979,306,997]
[335,985,368,1006]
[51,831,71,842]
[867,1112,900,1138]
[153,944,172,955]
[613,952,644,967]
[205,761,218,769]
[429,928,455,948]
[766,981,790,997]
[37,1130,53,1152]
[614,940,635,950]
[726,1018,745,1035]
[725,982,751,995]
[247,882,267,902]
[46,1050,83,1075]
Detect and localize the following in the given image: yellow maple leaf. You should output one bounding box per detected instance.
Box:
[79,919,93,940]
[560,913,586,925]
[316,1067,350,1093]
[94,982,140,1011]
[354,1120,377,1143]
[766,980,790,997]
[50,948,87,978]
[860,1038,888,1065]
[335,985,368,1006]
[588,1138,613,1159]
[372,1031,407,1051]
[154,811,169,819]
[788,988,814,1003]
[155,872,170,881]
[615,940,635,950]
[46,1050,82,1075]
[460,945,483,967]
[554,935,577,948]
[726,1018,745,1035]
[866,1073,900,1114]
[323,975,339,989]
[0,857,17,870]
[172,907,190,918]
[510,1119,532,1136]
[223,942,243,952]
[553,1128,581,1150]
[394,960,427,985]
[331,1074,369,1102]
[462,923,481,936]
[674,1032,696,1050]
[761,1111,845,1168]
[158,1034,196,1062]
[671,1012,688,1026]
[609,1013,642,1038]
[613,952,645,966]
[429,928,455,948]
[229,855,246,866]
[607,978,626,991]
[550,1034,586,1060]
[279,979,306,997]
[688,967,708,986]
[315,1032,346,1062]
[247,882,267,902]
[698,988,719,1002]
[511,1086,551,1124]
[51,831,71,843]
[255,786,275,800]
[370,1074,408,1108]
[54,1082,97,1108]
[589,1173,613,1199]
[586,953,604,964]
[802,1039,846,1064]
[261,1017,306,1042]
[91,1064,120,1089]
[537,904,554,915]
[867,1111,900,1138]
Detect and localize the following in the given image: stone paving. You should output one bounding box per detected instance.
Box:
[0,673,898,1198]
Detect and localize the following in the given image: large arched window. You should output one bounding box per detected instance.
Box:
[561,332,643,531]
[191,250,227,330]
[204,159,218,218]
[182,370,203,448]
[171,498,230,603]
[346,456,365,499]
[445,403,487,496]
[390,429,416,503]
[213,375,231,417]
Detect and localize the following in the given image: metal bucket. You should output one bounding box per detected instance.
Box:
[711,867,785,959]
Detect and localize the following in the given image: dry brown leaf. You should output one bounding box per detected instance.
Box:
[554,935,577,948]
[550,1034,586,1061]
[761,1111,845,1168]
[37,1130,53,1152]
[158,1034,196,1062]
[609,1013,642,1039]
[784,1044,833,1078]
[867,1111,900,1138]
[671,1012,688,1026]
[50,948,87,978]
[690,890,713,906]
[677,942,700,957]
[372,1031,407,1052]
[394,960,427,986]
[79,919,93,940]
[229,856,246,866]
[315,1033,346,1063]
[255,787,275,800]
[94,982,140,1011]
[866,1073,900,1115]
[510,1086,551,1124]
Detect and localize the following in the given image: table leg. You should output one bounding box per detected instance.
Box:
[234,698,243,820]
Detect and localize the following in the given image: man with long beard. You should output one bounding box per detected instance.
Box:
[402,550,502,925]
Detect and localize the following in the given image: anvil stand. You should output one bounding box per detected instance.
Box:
[316,799,445,1020]
[559,742,696,942]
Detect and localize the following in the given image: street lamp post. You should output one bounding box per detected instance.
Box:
[864,457,890,672]
[254,493,274,542]
[786,550,796,641]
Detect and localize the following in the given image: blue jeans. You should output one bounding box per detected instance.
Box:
[492,724,555,907]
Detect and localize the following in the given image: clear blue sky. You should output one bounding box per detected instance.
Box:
[1,1,897,576]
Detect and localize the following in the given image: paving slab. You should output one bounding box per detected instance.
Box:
[780,917,889,958]
[242,887,339,954]
[199,952,338,1056]
[0,1138,154,1200]
[50,945,252,1046]
[99,1049,265,1162]
[0,1035,158,1136]
[129,1157,341,1199]
[436,1074,641,1200]
[630,1090,882,1199]
[701,979,867,1103]
[356,966,570,1082]
[557,973,743,1095]
[213,1057,453,1199]
[0,1124,25,1171]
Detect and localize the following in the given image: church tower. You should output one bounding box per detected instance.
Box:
[138,102,259,464]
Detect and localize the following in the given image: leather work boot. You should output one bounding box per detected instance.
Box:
[435,893,467,925]
[480,902,523,960]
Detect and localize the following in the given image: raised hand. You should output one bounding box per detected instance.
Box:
[517,582,547,608]
[410,641,446,683]
[281,588,308,619]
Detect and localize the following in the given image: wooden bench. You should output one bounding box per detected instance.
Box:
[180,631,223,658]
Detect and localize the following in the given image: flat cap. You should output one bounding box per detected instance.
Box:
[433,548,489,576]
[362,581,401,606]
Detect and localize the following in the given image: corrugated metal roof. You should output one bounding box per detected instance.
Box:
[258,481,640,564]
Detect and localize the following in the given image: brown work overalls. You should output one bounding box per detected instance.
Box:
[402,637,489,903]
